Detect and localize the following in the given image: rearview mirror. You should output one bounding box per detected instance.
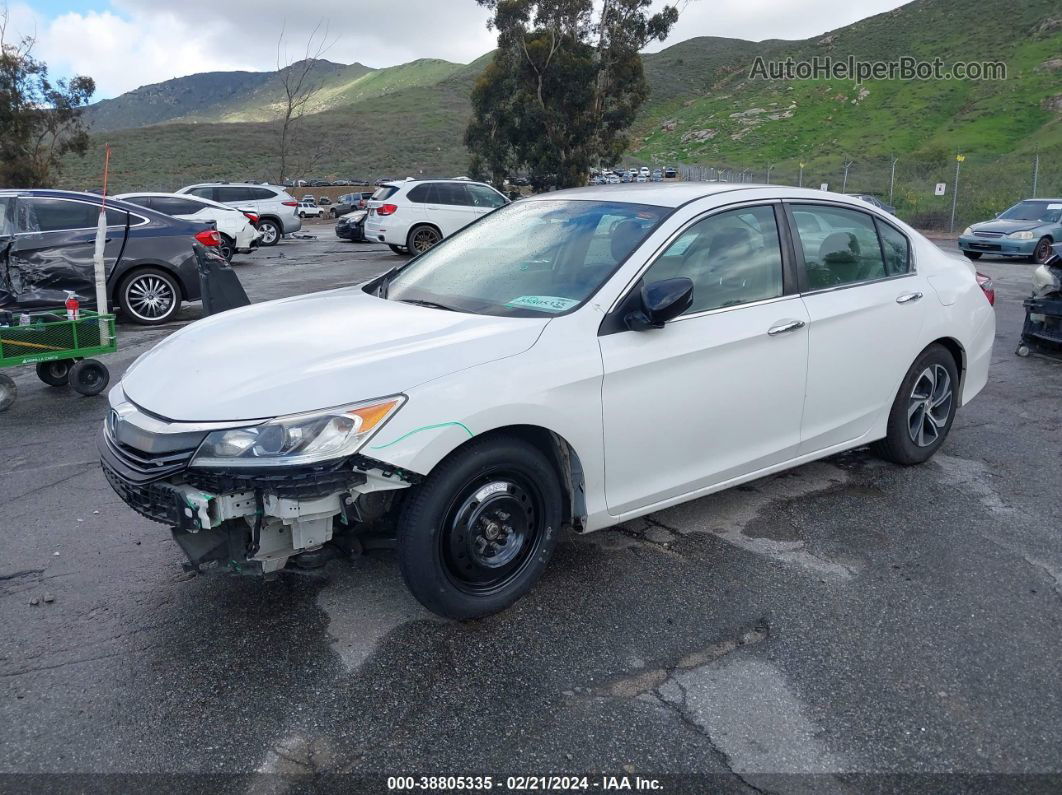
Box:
[625,277,694,331]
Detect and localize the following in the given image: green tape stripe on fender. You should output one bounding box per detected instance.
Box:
[369,421,474,450]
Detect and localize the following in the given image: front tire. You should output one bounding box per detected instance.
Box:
[397,436,564,620]
[389,244,409,256]
[119,268,181,326]
[257,219,281,246]
[1032,237,1053,263]
[963,251,982,261]
[872,344,959,465]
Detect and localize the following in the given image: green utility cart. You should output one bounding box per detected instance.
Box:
[0,310,116,412]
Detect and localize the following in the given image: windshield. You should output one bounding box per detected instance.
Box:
[382,199,669,317]
[998,200,1062,223]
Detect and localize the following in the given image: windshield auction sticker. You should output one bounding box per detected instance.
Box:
[505,295,579,313]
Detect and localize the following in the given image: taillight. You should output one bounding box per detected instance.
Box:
[195,229,222,247]
[376,203,398,216]
[281,201,298,207]
[975,272,995,306]
[243,212,260,225]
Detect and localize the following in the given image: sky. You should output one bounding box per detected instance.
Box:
[5,0,912,100]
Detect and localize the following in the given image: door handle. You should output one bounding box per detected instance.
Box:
[896,291,923,304]
[767,320,806,336]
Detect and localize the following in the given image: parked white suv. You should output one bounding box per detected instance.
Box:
[176,183,301,246]
[365,178,508,255]
[115,192,263,261]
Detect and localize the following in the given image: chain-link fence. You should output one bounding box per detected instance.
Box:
[622,153,1059,233]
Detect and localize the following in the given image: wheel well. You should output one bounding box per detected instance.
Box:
[258,214,281,226]
[929,337,966,403]
[407,223,441,241]
[430,425,588,532]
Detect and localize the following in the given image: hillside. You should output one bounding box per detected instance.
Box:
[62,0,1061,220]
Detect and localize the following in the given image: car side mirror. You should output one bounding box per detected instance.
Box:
[625,277,694,331]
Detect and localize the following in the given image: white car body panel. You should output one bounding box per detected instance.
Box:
[116,183,995,537]
[114,192,262,250]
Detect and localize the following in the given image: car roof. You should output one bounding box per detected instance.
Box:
[383,178,494,189]
[182,182,286,190]
[114,191,236,209]
[521,183,885,209]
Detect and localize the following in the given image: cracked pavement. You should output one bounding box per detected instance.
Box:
[1,230,1060,789]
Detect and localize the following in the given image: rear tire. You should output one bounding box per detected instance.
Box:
[407,224,442,255]
[218,234,235,262]
[68,359,110,397]
[963,251,982,261]
[397,436,563,620]
[257,219,281,246]
[36,359,74,387]
[872,344,959,465]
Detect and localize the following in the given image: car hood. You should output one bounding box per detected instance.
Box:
[969,218,1044,234]
[121,288,549,422]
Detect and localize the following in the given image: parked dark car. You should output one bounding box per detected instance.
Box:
[0,189,210,326]
[329,192,375,218]
[334,210,367,242]
[308,179,330,188]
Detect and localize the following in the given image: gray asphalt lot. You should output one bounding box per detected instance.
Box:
[1,220,1060,791]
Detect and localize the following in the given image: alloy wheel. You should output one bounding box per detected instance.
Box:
[411,227,441,254]
[907,364,953,447]
[125,274,175,322]
[259,222,279,245]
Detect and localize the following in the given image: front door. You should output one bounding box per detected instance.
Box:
[599,203,809,515]
[4,196,126,309]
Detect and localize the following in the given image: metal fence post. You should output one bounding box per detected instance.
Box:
[798,162,804,188]
[949,154,964,233]
[889,157,897,205]
[1032,151,1040,198]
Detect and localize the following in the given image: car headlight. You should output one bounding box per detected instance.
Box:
[191,396,404,468]
[961,227,973,236]
[1007,230,1035,240]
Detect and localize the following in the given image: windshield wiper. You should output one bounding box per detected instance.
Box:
[397,298,457,312]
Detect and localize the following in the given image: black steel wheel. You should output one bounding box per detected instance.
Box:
[68,359,110,397]
[36,359,74,387]
[398,436,563,619]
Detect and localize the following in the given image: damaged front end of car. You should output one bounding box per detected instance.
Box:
[98,388,418,575]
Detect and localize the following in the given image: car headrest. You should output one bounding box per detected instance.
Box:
[611,219,645,263]
[820,232,860,264]
[706,226,753,262]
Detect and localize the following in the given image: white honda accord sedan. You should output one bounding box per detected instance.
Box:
[100,184,995,619]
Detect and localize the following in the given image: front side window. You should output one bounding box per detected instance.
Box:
[384,200,669,317]
[641,205,784,315]
[791,204,888,289]
[468,184,507,209]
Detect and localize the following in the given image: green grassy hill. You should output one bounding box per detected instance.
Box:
[63,0,1061,225]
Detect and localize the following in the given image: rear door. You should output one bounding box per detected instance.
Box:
[785,202,929,454]
[434,183,479,236]
[4,196,127,308]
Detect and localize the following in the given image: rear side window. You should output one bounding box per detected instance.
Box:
[406,184,436,203]
[151,196,207,216]
[876,219,911,275]
[186,187,216,201]
[17,198,126,233]
[790,204,888,289]
[372,186,399,202]
[248,187,276,201]
[215,187,254,203]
